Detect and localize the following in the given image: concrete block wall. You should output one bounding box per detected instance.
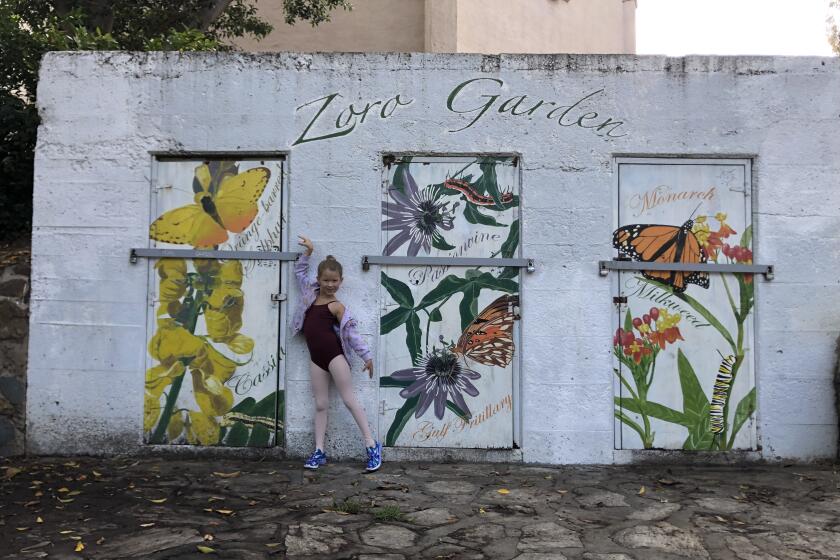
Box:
[27,52,840,463]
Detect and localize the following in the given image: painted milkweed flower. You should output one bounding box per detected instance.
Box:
[382,168,456,256]
[391,347,481,420]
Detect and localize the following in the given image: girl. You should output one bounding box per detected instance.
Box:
[292,235,381,472]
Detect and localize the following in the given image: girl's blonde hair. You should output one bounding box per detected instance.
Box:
[317,255,343,278]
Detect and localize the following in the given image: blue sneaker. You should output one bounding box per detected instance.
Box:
[365,441,382,472]
[304,448,327,469]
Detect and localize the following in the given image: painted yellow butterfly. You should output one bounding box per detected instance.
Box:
[149,163,270,248]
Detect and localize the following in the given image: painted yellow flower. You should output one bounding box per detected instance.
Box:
[203,261,254,354]
[144,361,185,431]
[186,410,221,445]
[189,344,237,417]
[695,215,707,224]
[692,221,711,246]
[148,319,205,365]
[156,259,188,317]
[714,212,727,223]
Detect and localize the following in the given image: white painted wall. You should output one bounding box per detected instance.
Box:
[29,52,840,463]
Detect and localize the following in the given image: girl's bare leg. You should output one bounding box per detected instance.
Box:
[328,355,375,448]
[309,361,331,450]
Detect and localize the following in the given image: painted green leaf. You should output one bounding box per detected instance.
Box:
[416,275,467,309]
[386,395,420,446]
[615,397,686,426]
[432,231,456,251]
[497,266,519,280]
[730,387,756,443]
[464,202,506,227]
[740,225,752,249]
[501,219,520,259]
[446,400,471,422]
[381,307,412,335]
[476,160,503,208]
[465,269,482,280]
[641,278,736,350]
[247,423,271,447]
[677,349,713,450]
[405,311,422,366]
[224,422,250,447]
[459,283,480,331]
[389,158,413,196]
[252,392,277,418]
[380,376,413,388]
[624,308,633,333]
[472,271,519,293]
[381,271,414,309]
[429,308,442,322]
[228,396,257,414]
[615,409,646,441]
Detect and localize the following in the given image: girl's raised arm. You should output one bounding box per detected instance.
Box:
[296,235,317,290]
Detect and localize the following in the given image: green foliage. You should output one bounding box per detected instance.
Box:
[0,94,37,239]
[829,1,840,55]
[0,0,347,242]
[332,498,362,514]
[372,505,406,522]
[283,0,352,26]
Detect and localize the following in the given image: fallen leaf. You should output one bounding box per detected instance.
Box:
[203,533,215,541]
[20,541,51,552]
[64,461,80,468]
[16,527,29,531]
[715,515,728,523]
[197,545,215,553]
[59,530,75,535]
[203,508,214,512]
[57,497,75,503]
[58,487,70,493]
[638,486,646,496]
[92,471,102,478]
[139,523,155,528]
[215,509,234,515]
[544,475,553,480]
[69,536,82,541]
[208,496,225,502]
[36,517,43,523]
[25,500,40,507]
[148,498,167,504]
[248,500,258,506]
[266,543,281,548]
[212,471,241,478]
[657,478,678,486]
[67,491,82,496]
[556,489,568,494]
[4,467,23,479]
[497,488,510,495]
[479,507,486,514]
[34,491,43,497]
[96,537,105,545]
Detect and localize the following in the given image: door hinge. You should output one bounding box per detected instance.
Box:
[271,293,287,303]
[379,400,386,415]
[613,296,628,305]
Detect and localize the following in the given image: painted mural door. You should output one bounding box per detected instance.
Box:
[144,157,286,447]
[613,158,756,451]
[379,156,520,448]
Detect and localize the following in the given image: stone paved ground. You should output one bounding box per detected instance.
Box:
[1,456,839,559]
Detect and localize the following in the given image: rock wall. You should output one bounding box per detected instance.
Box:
[0,258,29,455]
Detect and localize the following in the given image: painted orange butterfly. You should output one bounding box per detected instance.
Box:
[612,217,709,293]
[451,294,519,367]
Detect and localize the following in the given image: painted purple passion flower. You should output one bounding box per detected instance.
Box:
[391,348,480,420]
[382,168,455,256]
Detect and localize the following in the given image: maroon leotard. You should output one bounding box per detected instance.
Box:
[302,301,344,371]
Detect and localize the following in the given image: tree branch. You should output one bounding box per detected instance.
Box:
[198,0,234,31]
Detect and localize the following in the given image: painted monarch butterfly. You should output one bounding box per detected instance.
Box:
[612,214,710,293]
[444,178,515,207]
[451,294,519,367]
[709,353,736,434]
[150,164,271,248]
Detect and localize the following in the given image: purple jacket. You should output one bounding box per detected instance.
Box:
[291,254,373,365]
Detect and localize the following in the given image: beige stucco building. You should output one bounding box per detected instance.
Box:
[233,0,636,54]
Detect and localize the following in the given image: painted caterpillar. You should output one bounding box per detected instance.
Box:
[444,178,514,206]
[709,354,736,434]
